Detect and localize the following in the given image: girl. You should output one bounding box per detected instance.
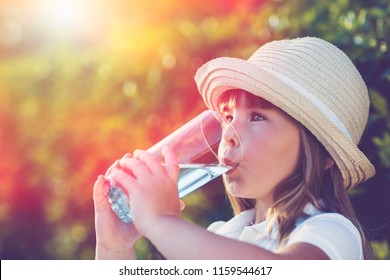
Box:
[93,37,375,259]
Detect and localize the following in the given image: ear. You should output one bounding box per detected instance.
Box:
[325,158,334,170]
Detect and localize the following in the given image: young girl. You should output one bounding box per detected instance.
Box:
[93,37,375,259]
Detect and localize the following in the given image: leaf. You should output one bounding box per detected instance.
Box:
[373,133,390,167]
[370,89,388,117]
[368,7,386,18]
[371,241,390,260]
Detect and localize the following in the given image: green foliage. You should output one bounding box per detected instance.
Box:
[370,89,388,118]
[373,133,390,167]
[372,241,390,260]
[0,0,389,259]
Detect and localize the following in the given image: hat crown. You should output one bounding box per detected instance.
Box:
[247,37,369,145]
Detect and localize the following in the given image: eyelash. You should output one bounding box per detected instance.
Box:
[222,111,265,123]
[250,111,265,122]
[224,114,233,123]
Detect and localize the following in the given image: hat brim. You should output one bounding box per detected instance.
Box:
[195,57,375,189]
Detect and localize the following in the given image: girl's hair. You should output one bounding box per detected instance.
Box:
[218,89,372,259]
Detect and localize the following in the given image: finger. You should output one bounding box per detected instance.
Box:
[123,153,133,158]
[133,150,164,174]
[162,145,179,181]
[180,199,185,211]
[105,153,132,177]
[93,175,110,212]
[119,157,151,179]
[108,169,137,195]
[105,160,120,177]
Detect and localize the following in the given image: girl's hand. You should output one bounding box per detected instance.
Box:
[110,146,180,237]
[93,155,141,259]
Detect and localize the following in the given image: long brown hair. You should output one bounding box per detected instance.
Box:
[218,89,372,259]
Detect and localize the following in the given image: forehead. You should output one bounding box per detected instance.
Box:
[217,89,276,111]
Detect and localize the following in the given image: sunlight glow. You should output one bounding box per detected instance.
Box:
[39,0,88,32]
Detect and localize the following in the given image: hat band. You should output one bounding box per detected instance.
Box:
[260,67,353,142]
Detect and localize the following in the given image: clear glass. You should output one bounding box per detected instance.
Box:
[106,110,242,223]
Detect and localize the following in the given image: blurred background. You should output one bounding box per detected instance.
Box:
[0,0,389,260]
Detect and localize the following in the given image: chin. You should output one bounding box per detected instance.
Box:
[224,180,257,200]
[225,183,246,197]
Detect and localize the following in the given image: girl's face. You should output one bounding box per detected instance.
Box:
[218,93,301,207]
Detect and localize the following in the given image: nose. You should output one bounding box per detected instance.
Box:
[218,119,243,165]
[224,132,238,148]
[222,123,241,148]
[219,122,243,165]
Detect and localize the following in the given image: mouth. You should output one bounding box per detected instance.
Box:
[225,165,237,175]
[222,158,239,174]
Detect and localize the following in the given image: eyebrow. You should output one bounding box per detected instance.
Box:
[218,90,277,109]
[219,100,275,113]
[219,104,232,113]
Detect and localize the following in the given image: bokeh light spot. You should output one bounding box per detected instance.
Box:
[353,35,364,45]
[380,41,388,53]
[179,21,195,37]
[71,225,88,243]
[162,53,176,69]
[122,81,138,97]
[268,14,280,28]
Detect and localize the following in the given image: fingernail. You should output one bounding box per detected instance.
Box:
[103,177,111,196]
[133,150,141,159]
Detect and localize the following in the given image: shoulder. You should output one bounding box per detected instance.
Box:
[207,221,226,232]
[288,212,363,259]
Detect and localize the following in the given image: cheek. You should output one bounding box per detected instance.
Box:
[273,129,301,173]
[243,139,273,173]
[245,130,300,180]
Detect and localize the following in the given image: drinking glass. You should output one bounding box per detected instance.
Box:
[106,110,243,223]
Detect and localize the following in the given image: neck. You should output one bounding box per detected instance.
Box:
[254,201,271,224]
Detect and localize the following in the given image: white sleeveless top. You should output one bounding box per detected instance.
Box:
[207,204,363,259]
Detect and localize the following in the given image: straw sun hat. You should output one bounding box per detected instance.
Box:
[195,37,375,189]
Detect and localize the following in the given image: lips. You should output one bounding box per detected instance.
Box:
[225,165,237,175]
[222,158,239,175]
[223,158,238,167]
[220,146,241,167]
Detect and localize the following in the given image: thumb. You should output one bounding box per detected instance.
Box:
[93,175,111,212]
[180,199,185,211]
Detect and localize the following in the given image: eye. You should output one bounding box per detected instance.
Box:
[224,114,233,123]
[250,111,265,122]
[219,112,233,123]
